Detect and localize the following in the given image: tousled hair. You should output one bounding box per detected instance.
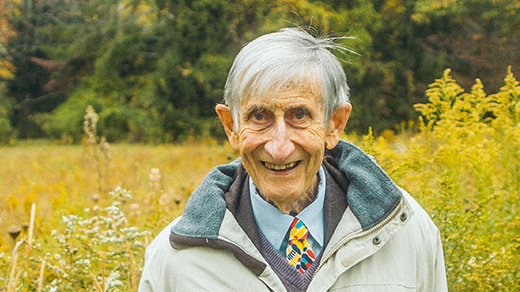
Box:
[223,27,352,130]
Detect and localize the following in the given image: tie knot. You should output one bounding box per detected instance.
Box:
[289,218,308,241]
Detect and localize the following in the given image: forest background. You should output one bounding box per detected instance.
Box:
[1,0,520,142]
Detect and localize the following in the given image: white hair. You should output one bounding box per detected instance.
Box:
[223,27,352,130]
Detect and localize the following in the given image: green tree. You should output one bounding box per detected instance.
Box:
[4,0,520,141]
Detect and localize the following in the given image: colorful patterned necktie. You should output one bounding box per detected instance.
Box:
[286,218,315,273]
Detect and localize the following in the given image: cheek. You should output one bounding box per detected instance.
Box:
[236,129,269,168]
[238,128,264,151]
[298,126,326,173]
[297,125,327,151]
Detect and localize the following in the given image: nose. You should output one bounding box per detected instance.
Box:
[264,120,294,162]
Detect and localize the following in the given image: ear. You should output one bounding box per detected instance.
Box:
[215,104,240,150]
[325,103,352,150]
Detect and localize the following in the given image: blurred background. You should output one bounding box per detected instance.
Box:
[0,0,519,144]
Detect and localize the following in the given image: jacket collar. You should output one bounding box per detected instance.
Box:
[170,139,402,241]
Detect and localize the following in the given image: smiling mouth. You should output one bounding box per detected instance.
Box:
[263,161,299,171]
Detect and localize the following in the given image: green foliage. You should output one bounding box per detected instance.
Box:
[0,84,14,144]
[3,0,520,140]
[159,104,203,143]
[43,82,164,143]
[43,88,104,143]
[99,107,131,143]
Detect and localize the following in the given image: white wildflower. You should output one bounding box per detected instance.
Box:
[106,205,120,215]
[149,168,161,182]
[106,271,123,288]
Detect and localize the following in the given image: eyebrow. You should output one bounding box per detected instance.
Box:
[242,105,270,120]
[243,102,315,115]
[282,104,314,116]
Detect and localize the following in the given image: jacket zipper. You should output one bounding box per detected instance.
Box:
[314,198,404,275]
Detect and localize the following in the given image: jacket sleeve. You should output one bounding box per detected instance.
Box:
[401,190,448,292]
[137,247,160,292]
[138,221,179,292]
[434,228,449,291]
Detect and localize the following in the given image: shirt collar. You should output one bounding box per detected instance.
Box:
[249,166,326,251]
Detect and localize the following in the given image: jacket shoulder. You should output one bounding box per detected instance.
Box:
[139,220,179,291]
[138,217,272,292]
[399,189,440,235]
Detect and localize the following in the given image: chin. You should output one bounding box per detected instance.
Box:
[263,189,301,202]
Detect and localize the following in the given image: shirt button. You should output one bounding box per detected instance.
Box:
[373,236,381,245]
[400,212,408,222]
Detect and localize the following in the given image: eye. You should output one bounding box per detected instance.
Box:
[294,112,306,120]
[289,109,310,121]
[247,109,272,129]
[253,113,265,121]
[287,108,311,127]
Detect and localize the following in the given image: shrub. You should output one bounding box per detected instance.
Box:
[0,84,14,144]
[358,67,520,291]
[414,68,520,291]
[99,107,131,143]
[43,88,104,143]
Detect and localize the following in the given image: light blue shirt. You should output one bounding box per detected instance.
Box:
[249,166,326,257]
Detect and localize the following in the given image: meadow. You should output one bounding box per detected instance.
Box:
[1,69,519,291]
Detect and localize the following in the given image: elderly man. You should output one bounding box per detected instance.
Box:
[139,28,447,291]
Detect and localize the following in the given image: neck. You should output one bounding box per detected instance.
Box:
[263,175,320,215]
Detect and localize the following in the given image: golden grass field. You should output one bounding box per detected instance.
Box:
[1,69,519,291]
[1,140,237,241]
[0,140,238,291]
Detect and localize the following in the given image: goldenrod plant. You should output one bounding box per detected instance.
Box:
[357,68,520,290]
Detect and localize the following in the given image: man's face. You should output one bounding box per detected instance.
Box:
[232,85,329,208]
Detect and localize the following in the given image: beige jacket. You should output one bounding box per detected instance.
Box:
[139,141,448,291]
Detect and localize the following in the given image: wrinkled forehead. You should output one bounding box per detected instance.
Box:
[238,75,324,111]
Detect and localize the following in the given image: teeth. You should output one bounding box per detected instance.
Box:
[264,161,297,171]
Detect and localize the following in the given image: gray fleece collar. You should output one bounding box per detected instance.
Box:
[171,140,402,239]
